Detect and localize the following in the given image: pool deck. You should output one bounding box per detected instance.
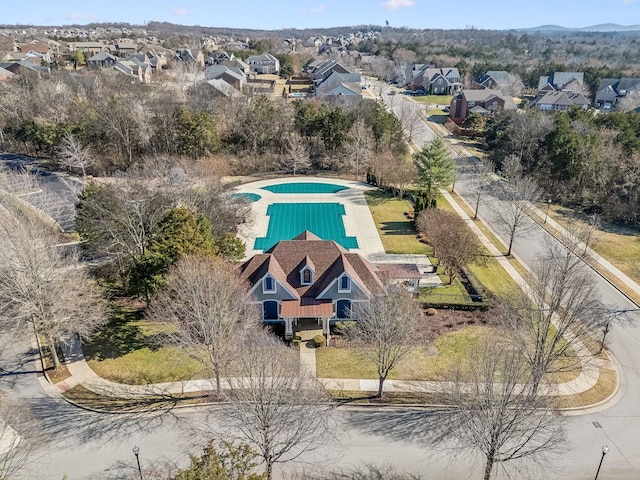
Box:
[235,177,386,260]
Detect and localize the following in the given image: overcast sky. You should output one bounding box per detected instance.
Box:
[3,0,640,31]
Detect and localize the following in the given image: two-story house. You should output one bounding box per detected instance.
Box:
[239,231,419,344]
[408,66,461,94]
[245,53,280,74]
[449,89,516,122]
[471,71,511,90]
[537,71,585,95]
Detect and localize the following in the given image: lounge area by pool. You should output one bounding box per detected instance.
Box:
[254,203,358,251]
[261,182,348,194]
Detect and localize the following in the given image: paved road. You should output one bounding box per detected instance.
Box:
[377,91,640,479]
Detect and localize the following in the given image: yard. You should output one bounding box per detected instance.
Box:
[411,94,453,106]
[317,326,491,381]
[83,305,210,384]
[365,190,431,255]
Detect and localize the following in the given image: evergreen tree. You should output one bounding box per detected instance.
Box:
[413,138,456,203]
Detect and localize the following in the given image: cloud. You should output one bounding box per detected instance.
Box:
[65,12,98,21]
[622,0,635,4]
[171,7,189,15]
[382,0,415,10]
[309,5,325,14]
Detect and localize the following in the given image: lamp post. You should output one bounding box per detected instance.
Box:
[543,198,552,224]
[132,445,143,480]
[594,445,609,480]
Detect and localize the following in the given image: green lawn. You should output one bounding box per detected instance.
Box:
[412,95,453,105]
[83,307,210,384]
[365,190,431,255]
[317,327,491,380]
[548,204,640,284]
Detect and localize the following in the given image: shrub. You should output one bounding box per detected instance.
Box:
[312,334,325,348]
[426,308,438,316]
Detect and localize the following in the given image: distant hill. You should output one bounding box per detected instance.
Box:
[525,23,640,32]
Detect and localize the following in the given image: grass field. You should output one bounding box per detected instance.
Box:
[83,307,209,384]
[412,95,453,105]
[317,327,491,380]
[365,190,431,255]
[548,204,640,283]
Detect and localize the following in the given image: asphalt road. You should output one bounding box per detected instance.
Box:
[380,91,640,479]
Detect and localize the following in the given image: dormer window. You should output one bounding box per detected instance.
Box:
[338,275,351,293]
[301,267,314,285]
[263,276,276,294]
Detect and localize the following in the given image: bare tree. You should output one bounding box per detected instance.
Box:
[469,159,496,219]
[55,132,93,177]
[0,395,45,479]
[386,158,416,200]
[499,73,525,98]
[279,132,311,176]
[344,119,374,180]
[437,338,566,480]
[416,209,482,285]
[218,331,337,480]
[396,100,424,142]
[493,155,541,256]
[149,255,259,393]
[349,286,423,398]
[617,89,640,113]
[0,200,105,368]
[504,223,603,394]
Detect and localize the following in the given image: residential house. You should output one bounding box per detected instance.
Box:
[315,71,362,104]
[245,53,280,74]
[537,71,585,95]
[471,71,511,90]
[222,57,250,74]
[205,78,244,98]
[530,91,590,111]
[0,60,50,75]
[239,231,420,343]
[205,65,246,91]
[86,51,118,69]
[73,41,110,56]
[594,77,640,111]
[17,40,50,56]
[173,48,205,66]
[113,57,152,83]
[410,66,461,94]
[449,89,516,122]
[309,59,352,86]
[114,40,137,57]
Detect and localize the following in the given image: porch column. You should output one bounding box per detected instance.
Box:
[321,317,331,346]
[284,318,293,340]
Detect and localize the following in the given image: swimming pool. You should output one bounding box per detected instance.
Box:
[261,183,348,194]
[254,203,358,251]
[232,192,261,202]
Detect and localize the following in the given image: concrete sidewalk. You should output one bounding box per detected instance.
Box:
[56,333,604,399]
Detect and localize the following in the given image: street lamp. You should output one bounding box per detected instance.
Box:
[543,198,552,224]
[132,445,143,480]
[594,445,609,480]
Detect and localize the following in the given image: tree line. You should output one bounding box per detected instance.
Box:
[485,108,640,227]
[0,69,408,180]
